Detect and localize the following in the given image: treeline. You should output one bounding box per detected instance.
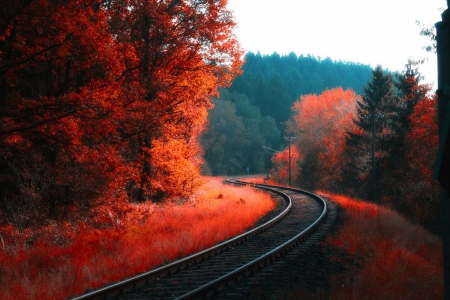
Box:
[229,52,373,125]
[202,52,373,175]
[272,63,440,234]
[202,52,439,233]
[0,1,242,231]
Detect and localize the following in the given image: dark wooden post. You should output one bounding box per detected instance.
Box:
[435,4,450,298]
[284,135,296,186]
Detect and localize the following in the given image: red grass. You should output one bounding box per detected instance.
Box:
[0,178,275,300]
[306,192,444,299]
[242,176,279,185]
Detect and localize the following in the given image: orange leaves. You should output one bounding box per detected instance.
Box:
[271,145,301,184]
[150,138,204,199]
[286,87,358,189]
[291,87,358,139]
[0,0,243,230]
[0,5,245,299]
[406,94,438,187]
[0,178,274,300]
[109,0,243,202]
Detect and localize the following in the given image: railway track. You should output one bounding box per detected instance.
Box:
[72,179,329,300]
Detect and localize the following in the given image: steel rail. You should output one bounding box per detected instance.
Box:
[71,179,293,300]
[175,179,328,300]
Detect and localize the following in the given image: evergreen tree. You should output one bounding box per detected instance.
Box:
[344,66,399,202]
[341,62,440,233]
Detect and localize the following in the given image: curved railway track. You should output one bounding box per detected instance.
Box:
[72,179,329,300]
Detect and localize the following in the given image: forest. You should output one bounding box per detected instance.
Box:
[0,0,444,299]
[201,52,373,175]
[0,0,242,235]
[201,51,439,234]
[272,63,439,234]
[0,0,438,247]
[0,0,440,240]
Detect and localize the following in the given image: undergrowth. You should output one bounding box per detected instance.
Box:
[0,178,275,300]
[286,191,444,299]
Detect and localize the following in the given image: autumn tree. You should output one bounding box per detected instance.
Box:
[286,87,358,191]
[392,61,440,232]
[0,0,124,226]
[401,94,440,232]
[0,0,242,232]
[387,61,433,201]
[271,145,301,185]
[108,0,242,201]
[394,60,430,143]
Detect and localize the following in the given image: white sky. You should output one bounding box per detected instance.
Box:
[227,0,445,90]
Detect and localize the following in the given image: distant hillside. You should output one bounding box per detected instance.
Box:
[228,51,373,126]
[201,52,373,176]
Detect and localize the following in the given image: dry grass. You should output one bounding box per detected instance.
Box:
[242,177,279,185]
[0,177,275,300]
[287,191,444,299]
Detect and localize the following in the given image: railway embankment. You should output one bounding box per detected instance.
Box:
[215,191,444,300]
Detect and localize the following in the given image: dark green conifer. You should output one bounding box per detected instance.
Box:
[344,66,398,202]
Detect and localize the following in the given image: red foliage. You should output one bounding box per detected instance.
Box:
[407,94,438,178]
[0,3,245,297]
[402,94,440,227]
[106,0,243,202]
[0,0,125,224]
[313,192,443,300]
[270,145,301,185]
[0,1,243,227]
[286,87,359,189]
[0,179,274,300]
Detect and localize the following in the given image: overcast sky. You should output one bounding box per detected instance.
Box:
[227,0,444,90]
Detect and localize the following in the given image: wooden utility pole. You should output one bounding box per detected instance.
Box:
[435,3,450,298]
[284,135,296,186]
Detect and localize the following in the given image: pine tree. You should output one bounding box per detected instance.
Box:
[343,66,399,202]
